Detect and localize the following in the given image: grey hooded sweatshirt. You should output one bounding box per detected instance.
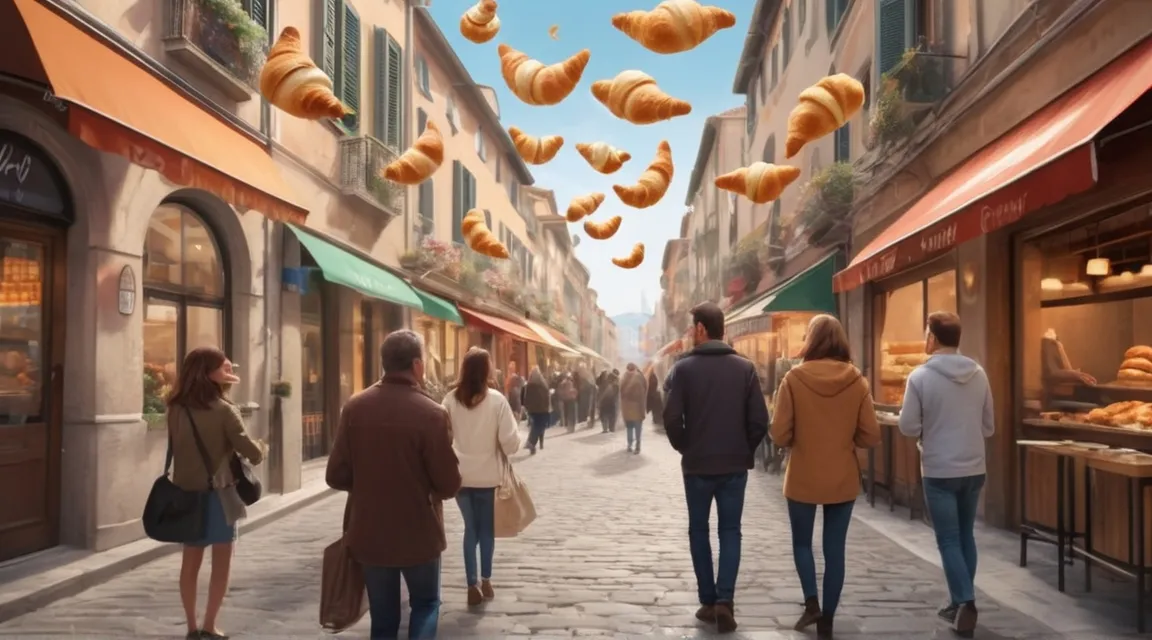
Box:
[898,351,995,479]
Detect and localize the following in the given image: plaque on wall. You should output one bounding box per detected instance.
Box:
[0,131,69,222]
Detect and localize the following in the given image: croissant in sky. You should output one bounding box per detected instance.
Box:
[566,192,605,222]
[611,0,737,54]
[381,121,444,185]
[259,27,349,119]
[590,70,691,125]
[584,215,622,240]
[461,210,509,259]
[715,162,801,204]
[785,73,866,158]
[508,126,564,165]
[459,0,500,44]
[614,140,673,209]
[498,44,591,106]
[612,243,645,269]
[575,142,632,174]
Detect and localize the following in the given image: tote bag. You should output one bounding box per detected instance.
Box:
[493,425,536,538]
[319,499,368,633]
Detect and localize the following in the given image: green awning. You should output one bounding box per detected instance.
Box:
[412,288,462,324]
[762,254,838,314]
[288,225,422,309]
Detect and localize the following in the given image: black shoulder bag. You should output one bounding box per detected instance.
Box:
[141,409,216,543]
[185,406,263,506]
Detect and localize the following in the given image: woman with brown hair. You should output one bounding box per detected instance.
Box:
[770,314,881,639]
[442,347,521,606]
[167,347,266,640]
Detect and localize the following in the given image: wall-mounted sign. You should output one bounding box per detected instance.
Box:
[0,131,69,220]
[118,265,136,316]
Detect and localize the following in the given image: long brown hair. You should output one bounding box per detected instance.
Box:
[799,314,852,363]
[454,347,492,409]
[167,346,227,409]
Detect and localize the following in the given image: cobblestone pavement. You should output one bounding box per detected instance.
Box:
[0,421,1111,639]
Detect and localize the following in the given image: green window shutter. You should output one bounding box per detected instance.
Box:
[782,9,792,68]
[341,3,361,131]
[835,122,851,162]
[826,0,836,36]
[484,210,492,231]
[771,46,779,87]
[416,108,427,134]
[762,135,775,164]
[318,0,338,78]
[386,37,403,148]
[372,28,387,141]
[466,169,477,209]
[244,0,267,27]
[419,179,434,236]
[452,161,464,244]
[878,0,909,76]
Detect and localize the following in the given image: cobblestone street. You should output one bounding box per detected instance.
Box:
[0,421,1113,638]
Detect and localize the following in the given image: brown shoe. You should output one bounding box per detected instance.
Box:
[954,601,977,638]
[467,585,483,606]
[714,602,737,633]
[480,579,495,599]
[794,596,822,631]
[694,605,716,623]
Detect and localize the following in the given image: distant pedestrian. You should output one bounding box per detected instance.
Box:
[619,363,648,454]
[326,330,462,639]
[597,370,620,433]
[523,366,551,454]
[167,347,265,640]
[558,373,578,430]
[443,348,521,606]
[663,302,769,633]
[549,371,562,427]
[898,311,994,638]
[505,362,524,420]
[646,366,664,431]
[770,314,881,639]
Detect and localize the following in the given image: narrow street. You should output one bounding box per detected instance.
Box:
[0,422,1106,639]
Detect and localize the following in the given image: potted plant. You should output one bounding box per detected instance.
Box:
[143,364,171,430]
[798,162,857,246]
[196,0,268,84]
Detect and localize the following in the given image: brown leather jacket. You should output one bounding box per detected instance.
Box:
[326,375,462,568]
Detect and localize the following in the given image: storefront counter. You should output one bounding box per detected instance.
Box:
[862,410,925,519]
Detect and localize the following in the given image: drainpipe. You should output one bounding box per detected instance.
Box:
[403,0,415,252]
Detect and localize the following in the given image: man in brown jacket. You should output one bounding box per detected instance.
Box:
[619,363,648,454]
[327,329,462,639]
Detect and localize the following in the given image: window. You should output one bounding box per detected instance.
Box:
[373,28,403,148]
[771,45,779,88]
[508,178,519,210]
[416,107,427,135]
[782,8,792,69]
[142,203,227,421]
[762,134,776,164]
[728,198,738,249]
[873,271,956,405]
[332,1,362,132]
[241,0,268,28]
[495,156,502,183]
[483,209,492,230]
[418,177,434,237]
[826,0,849,36]
[446,95,460,134]
[877,0,910,76]
[451,160,476,243]
[475,128,487,161]
[414,54,431,98]
[746,78,758,135]
[798,0,807,31]
[834,122,851,163]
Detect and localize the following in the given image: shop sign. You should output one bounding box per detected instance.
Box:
[0,133,67,218]
[979,193,1030,234]
[918,222,958,255]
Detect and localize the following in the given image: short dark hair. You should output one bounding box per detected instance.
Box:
[928,311,962,348]
[690,302,724,340]
[800,314,852,363]
[381,329,424,373]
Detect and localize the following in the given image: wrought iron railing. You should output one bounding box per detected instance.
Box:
[164,0,268,88]
[339,135,405,216]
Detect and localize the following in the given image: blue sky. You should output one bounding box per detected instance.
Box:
[429,0,754,317]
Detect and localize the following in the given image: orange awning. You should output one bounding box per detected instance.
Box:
[460,308,549,348]
[522,319,581,355]
[834,37,1152,293]
[10,0,306,223]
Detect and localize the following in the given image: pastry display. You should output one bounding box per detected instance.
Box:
[612,243,645,269]
[878,341,928,405]
[784,74,866,159]
[508,126,564,164]
[1126,345,1152,361]
[1084,401,1152,429]
[1121,357,1152,374]
[1118,368,1152,384]
[565,192,606,223]
[498,44,591,106]
[590,71,692,125]
[584,215,622,240]
[610,0,737,54]
[0,257,40,306]
[459,0,500,44]
[381,121,444,185]
[613,140,673,209]
[1110,346,1152,386]
[576,142,632,174]
[259,27,350,120]
[461,209,509,259]
[714,162,801,204]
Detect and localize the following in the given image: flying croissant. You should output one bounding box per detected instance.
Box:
[381,121,444,185]
[508,126,564,164]
[785,74,866,158]
[566,193,605,222]
[461,210,509,259]
[612,243,645,269]
[715,163,801,204]
[590,70,691,125]
[259,27,349,119]
[575,142,632,174]
[584,216,622,240]
[614,141,673,209]
[611,0,737,54]
[459,0,500,44]
[498,44,591,106]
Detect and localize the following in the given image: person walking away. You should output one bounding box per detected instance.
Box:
[523,366,551,454]
[326,330,462,639]
[898,311,994,638]
[770,314,881,639]
[598,371,620,433]
[664,303,769,633]
[646,366,665,433]
[559,373,578,431]
[442,347,521,606]
[549,371,562,427]
[619,363,648,454]
[505,363,524,422]
[574,365,590,424]
[168,347,266,640]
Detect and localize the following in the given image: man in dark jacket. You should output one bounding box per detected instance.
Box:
[663,302,769,634]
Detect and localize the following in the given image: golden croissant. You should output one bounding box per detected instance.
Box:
[715,163,801,204]
[584,216,622,240]
[611,0,737,54]
[381,121,444,185]
[460,0,500,44]
[785,73,866,159]
[549,25,560,40]
[612,243,645,269]
[590,70,691,125]
[461,210,509,259]
[498,44,590,106]
[575,142,632,174]
[508,126,564,165]
[614,140,673,209]
[566,192,605,223]
[259,27,349,120]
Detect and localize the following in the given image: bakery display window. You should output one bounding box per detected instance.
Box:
[0,242,44,425]
[874,270,958,406]
[732,331,776,396]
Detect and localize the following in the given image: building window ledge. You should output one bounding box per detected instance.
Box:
[339,135,406,218]
[163,0,265,103]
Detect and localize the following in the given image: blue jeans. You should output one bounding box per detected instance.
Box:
[456,487,496,587]
[362,558,441,639]
[787,499,855,617]
[625,420,643,449]
[923,474,986,605]
[684,472,748,605]
[527,413,549,451]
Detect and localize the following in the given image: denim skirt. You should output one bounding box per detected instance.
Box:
[187,490,237,547]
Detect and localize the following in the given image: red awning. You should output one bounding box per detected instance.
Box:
[834,37,1152,293]
[460,308,549,347]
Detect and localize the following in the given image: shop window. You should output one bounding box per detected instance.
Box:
[0,240,46,426]
[142,203,227,425]
[873,269,956,406]
[414,54,431,98]
[827,0,849,37]
[299,267,327,460]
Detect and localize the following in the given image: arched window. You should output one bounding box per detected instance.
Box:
[141,203,227,420]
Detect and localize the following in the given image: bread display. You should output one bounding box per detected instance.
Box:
[612,243,645,269]
[461,209,509,259]
[1119,368,1152,384]
[498,44,590,106]
[1084,401,1152,429]
[1107,346,1152,385]
[878,341,928,406]
[565,192,606,222]
[714,162,801,204]
[459,0,500,44]
[1122,358,1152,374]
[590,71,692,125]
[508,126,564,164]
[1126,345,1152,361]
[259,27,350,120]
[613,140,673,209]
[576,142,632,174]
[784,74,866,159]
[381,121,444,185]
[610,0,737,54]
[584,215,622,240]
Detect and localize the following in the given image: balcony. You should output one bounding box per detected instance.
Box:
[892,47,962,106]
[163,0,267,102]
[339,135,405,218]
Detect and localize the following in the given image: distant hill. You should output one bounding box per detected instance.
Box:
[611,312,652,329]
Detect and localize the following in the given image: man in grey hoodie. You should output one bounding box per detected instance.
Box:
[898,311,995,638]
